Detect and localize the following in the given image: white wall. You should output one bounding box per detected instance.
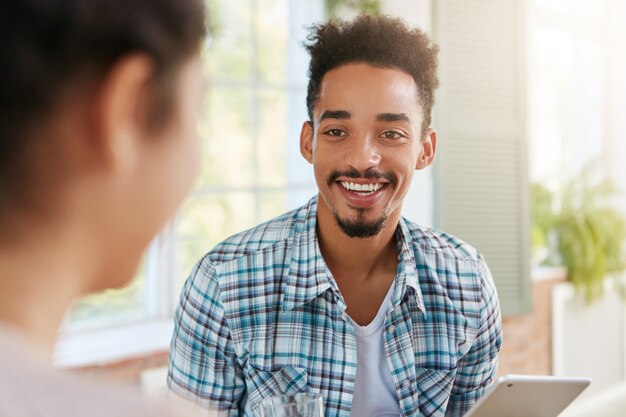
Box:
[553,281,626,397]
[606,0,626,217]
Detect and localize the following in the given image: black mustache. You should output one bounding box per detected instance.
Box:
[327,168,397,187]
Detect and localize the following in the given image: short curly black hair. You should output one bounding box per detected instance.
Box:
[304,14,439,135]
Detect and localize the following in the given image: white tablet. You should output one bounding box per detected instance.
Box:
[463,374,591,417]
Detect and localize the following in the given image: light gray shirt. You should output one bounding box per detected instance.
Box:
[0,325,190,417]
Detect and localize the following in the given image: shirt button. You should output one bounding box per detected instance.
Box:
[387,325,396,334]
[403,379,411,389]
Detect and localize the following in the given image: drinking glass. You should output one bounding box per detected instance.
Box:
[260,392,324,417]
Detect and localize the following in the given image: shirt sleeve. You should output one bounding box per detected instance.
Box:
[445,253,503,417]
[167,259,245,416]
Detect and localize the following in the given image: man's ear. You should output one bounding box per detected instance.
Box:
[300,121,314,164]
[90,54,155,169]
[415,128,437,170]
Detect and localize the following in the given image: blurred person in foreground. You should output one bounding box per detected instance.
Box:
[0,0,206,415]
[168,14,502,417]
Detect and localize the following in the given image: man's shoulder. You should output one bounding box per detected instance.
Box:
[402,218,483,264]
[198,200,315,271]
[401,220,497,332]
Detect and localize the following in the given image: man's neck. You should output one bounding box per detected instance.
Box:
[314,197,403,325]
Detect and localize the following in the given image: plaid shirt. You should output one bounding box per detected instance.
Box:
[168,196,502,417]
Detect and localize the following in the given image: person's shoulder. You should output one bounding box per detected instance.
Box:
[402,218,483,264]
[188,199,315,284]
[207,203,309,265]
[0,333,188,417]
[181,200,317,318]
[401,220,497,328]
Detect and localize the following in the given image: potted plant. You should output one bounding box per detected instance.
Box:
[532,161,626,304]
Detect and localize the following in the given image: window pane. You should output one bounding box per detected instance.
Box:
[176,192,256,283]
[196,87,255,188]
[257,0,288,86]
[258,90,288,187]
[206,0,253,83]
[528,0,606,183]
[259,190,288,222]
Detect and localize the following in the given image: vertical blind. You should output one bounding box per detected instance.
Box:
[433,0,531,316]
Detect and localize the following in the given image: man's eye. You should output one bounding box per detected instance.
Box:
[325,129,346,137]
[381,131,403,139]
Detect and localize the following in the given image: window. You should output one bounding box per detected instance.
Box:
[528,0,626,264]
[528,0,609,185]
[55,0,436,366]
[55,0,324,366]
[177,0,314,288]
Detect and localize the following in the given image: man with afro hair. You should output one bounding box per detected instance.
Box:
[169,14,502,417]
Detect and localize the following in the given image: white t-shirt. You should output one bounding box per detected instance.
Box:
[0,325,192,417]
[348,286,402,417]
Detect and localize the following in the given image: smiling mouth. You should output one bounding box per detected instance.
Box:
[339,181,386,195]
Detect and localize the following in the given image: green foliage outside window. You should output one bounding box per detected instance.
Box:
[326,0,380,18]
[70,267,145,324]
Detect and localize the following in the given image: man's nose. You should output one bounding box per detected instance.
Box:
[344,135,382,171]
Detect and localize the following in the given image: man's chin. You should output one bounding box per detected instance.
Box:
[334,213,387,238]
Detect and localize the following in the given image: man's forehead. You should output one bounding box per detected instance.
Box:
[314,63,423,122]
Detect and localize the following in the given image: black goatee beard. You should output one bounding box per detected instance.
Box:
[333,208,388,238]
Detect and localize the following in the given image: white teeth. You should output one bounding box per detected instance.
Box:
[340,181,383,193]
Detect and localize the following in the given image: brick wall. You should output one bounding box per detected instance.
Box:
[498,274,565,376]
[69,275,566,385]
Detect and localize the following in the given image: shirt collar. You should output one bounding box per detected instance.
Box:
[283,197,333,312]
[394,217,426,317]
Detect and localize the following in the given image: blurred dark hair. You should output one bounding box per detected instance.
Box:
[304,14,439,135]
[0,0,205,213]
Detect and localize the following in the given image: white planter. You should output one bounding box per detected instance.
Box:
[552,280,626,396]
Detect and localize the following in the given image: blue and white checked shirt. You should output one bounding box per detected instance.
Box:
[168,196,502,417]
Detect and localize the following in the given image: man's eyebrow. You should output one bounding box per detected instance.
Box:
[376,113,410,123]
[319,110,351,122]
